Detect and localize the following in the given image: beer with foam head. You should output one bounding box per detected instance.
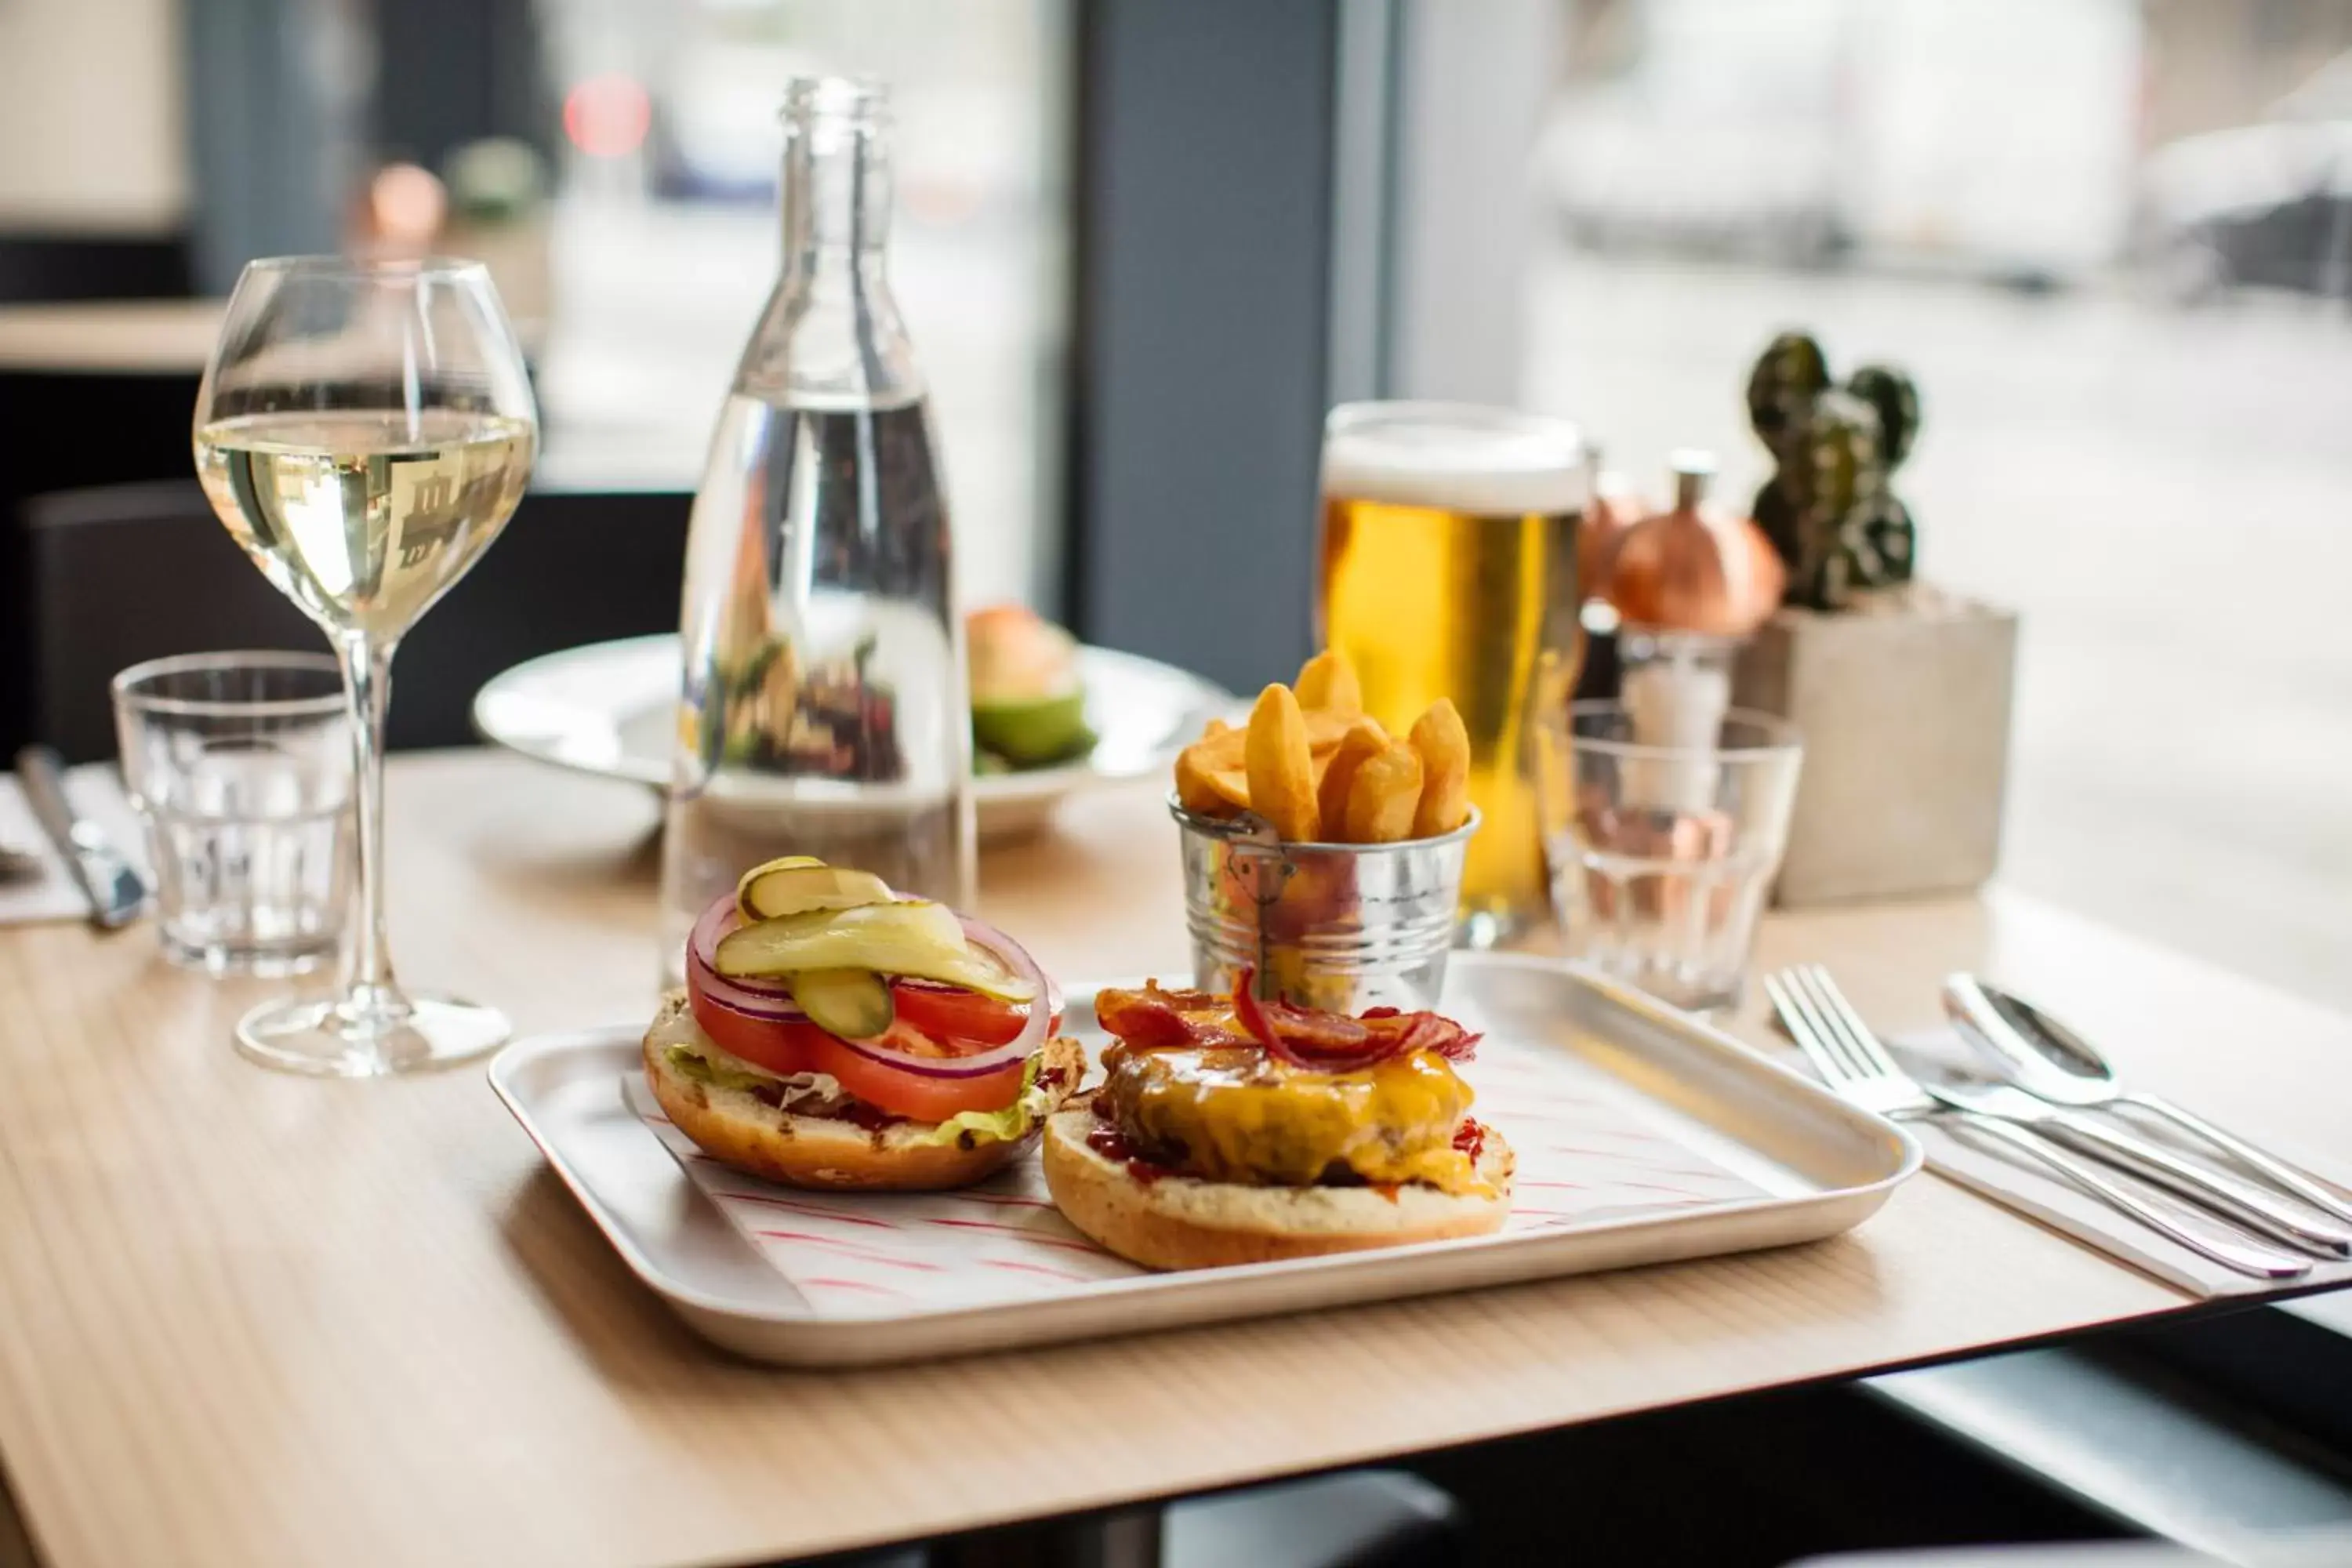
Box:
[1318,402,1586,942]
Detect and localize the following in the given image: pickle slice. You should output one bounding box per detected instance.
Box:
[714,902,1039,1003]
[736,861,893,921]
[731,855,822,918]
[788,968,895,1040]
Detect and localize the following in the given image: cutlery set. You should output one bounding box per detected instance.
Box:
[1769,964,2350,1280]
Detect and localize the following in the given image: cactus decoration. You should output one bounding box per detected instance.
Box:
[1746,332,1921,610]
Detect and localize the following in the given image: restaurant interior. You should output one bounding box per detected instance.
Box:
[2,2,2350,1566]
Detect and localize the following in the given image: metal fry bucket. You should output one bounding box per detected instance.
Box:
[1171,797,1479,1013]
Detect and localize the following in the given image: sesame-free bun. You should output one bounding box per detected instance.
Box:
[1040,1104,1514,1270]
[642,996,1083,1192]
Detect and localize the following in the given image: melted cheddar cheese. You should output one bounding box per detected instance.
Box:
[1096,1044,1490,1195]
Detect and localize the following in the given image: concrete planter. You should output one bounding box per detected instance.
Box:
[1732,586,2017,907]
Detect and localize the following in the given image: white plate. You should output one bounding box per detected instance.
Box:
[489,955,1922,1367]
[470,634,1236,841]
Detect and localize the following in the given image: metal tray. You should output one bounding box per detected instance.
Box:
[490,954,1920,1367]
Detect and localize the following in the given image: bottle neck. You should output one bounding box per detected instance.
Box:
[780,117,891,289]
[734,81,922,407]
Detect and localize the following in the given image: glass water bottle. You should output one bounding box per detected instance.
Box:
[660,77,973,969]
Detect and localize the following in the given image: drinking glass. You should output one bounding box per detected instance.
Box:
[192,256,536,1074]
[1537,700,1802,1011]
[112,652,353,977]
[1318,402,1587,948]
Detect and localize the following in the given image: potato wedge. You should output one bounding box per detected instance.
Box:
[1316,717,1388,840]
[1301,706,1357,753]
[1344,739,1423,844]
[1185,726,1252,808]
[1189,724,1246,768]
[1409,698,1472,837]
[1294,648,1363,719]
[1176,740,1244,817]
[1245,683,1319,841]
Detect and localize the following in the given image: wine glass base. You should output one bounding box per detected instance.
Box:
[234,992,512,1077]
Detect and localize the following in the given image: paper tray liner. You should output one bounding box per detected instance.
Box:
[628,1030,1769,1314]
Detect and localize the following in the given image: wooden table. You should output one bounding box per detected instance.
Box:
[0,750,2344,1568]
[0,299,224,374]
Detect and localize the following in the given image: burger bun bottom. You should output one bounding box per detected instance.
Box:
[643,1012,1083,1192]
[1040,1105,1514,1270]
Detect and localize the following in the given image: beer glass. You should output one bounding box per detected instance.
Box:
[1318,402,1586,946]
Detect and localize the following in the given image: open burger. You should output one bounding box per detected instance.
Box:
[1042,975,1512,1269]
[645,857,1082,1190]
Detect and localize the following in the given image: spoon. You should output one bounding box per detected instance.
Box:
[1944,973,2352,1227]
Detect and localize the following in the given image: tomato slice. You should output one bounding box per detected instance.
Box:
[801,1025,1031,1122]
[890,983,1030,1047]
[687,985,829,1078]
[689,965,1041,1122]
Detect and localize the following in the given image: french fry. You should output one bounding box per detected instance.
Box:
[1294,648,1363,719]
[1316,717,1388,840]
[1344,739,1423,844]
[1409,698,1472,837]
[1244,684,1319,841]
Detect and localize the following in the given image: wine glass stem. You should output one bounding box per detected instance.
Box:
[334,633,401,1016]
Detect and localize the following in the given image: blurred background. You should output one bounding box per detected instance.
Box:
[2,0,2348,1007]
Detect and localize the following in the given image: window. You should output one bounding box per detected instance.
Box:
[1425,0,2352,1005]
[529,0,1073,609]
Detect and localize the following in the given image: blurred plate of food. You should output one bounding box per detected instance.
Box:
[472,610,1236,840]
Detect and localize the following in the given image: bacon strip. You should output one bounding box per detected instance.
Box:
[1229,968,1480,1069]
[1093,975,1480,1067]
[1091,981,1247,1051]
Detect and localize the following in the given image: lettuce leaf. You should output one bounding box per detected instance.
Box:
[666,1044,773,1093]
[910,1054,1056,1149]
[666,1044,843,1102]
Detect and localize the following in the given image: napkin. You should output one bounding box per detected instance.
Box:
[0,764,151,926]
[1890,1028,2352,1299]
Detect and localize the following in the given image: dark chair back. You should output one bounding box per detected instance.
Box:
[0,234,194,303]
[0,368,208,752]
[23,481,690,762]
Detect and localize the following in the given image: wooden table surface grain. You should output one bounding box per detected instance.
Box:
[0,750,2343,1568]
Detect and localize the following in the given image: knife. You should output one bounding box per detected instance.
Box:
[13,746,147,929]
[1923,1075,2352,1259]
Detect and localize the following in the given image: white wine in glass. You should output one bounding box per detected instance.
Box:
[195,410,534,638]
[192,258,537,1076]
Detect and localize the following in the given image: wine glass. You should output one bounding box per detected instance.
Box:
[192,256,536,1075]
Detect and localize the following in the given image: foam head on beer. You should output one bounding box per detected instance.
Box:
[1317,403,1586,942]
[1320,405,1586,520]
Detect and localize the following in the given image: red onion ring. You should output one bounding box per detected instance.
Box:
[687,894,808,1020]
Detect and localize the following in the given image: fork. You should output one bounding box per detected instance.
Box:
[1764,966,2313,1281]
